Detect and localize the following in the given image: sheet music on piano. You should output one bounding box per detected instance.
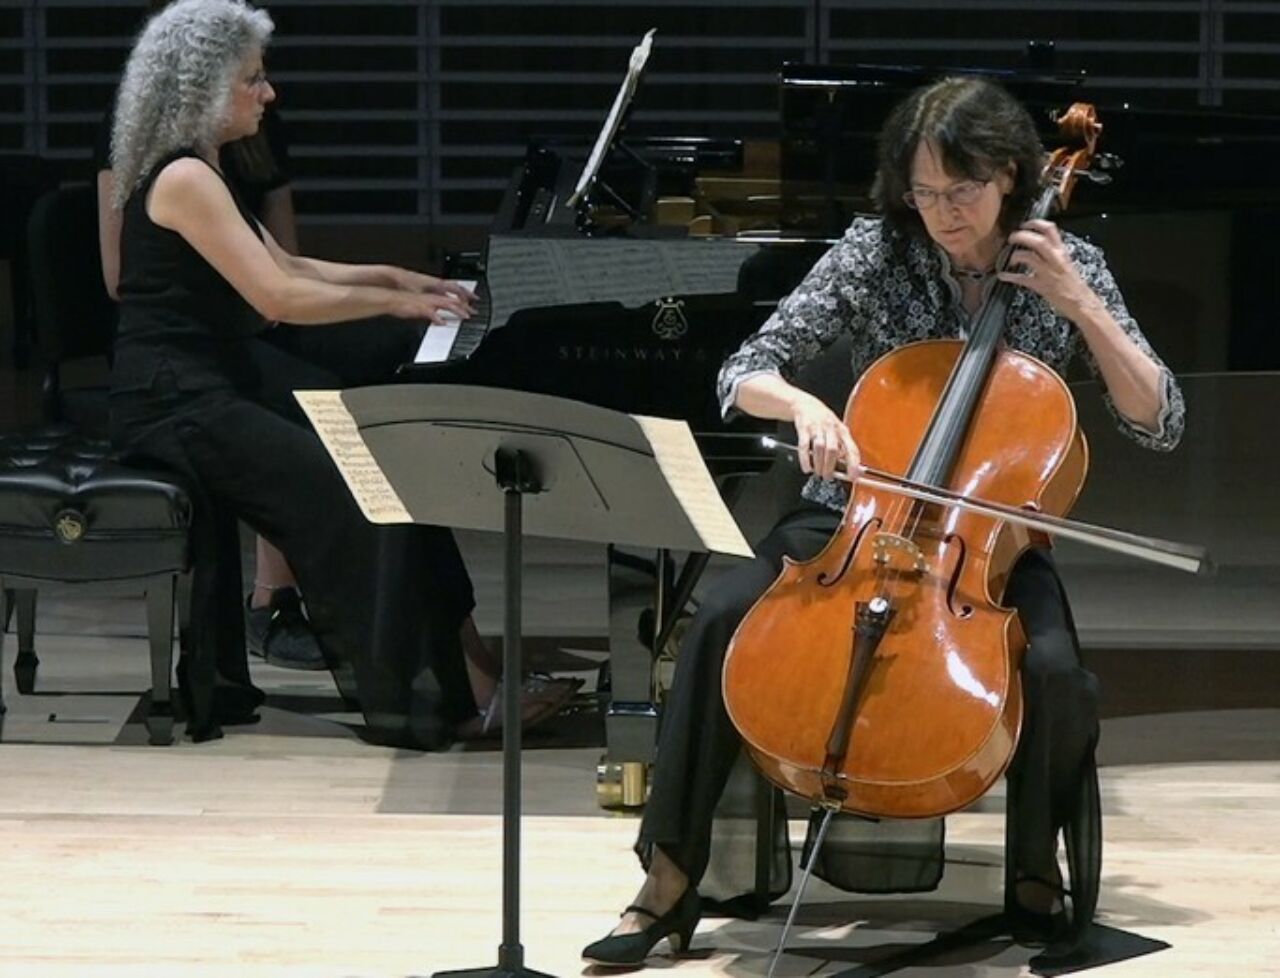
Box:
[565,28,656,212]
[484,237,755,318]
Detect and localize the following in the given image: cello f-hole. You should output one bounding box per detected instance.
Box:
[818,516,880,588]
[941,532,974,619]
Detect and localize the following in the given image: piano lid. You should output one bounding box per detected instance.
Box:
[781,61,1087,102]
[779,61,1280,233]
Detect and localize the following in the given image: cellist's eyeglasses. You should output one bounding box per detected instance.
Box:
[903,180,989,210]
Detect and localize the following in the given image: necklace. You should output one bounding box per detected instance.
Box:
[952,265,994,282]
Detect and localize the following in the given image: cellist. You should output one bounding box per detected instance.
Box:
[583,76,1185,966]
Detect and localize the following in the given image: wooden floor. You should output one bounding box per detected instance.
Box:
[4,353,1279,976]
[2,583,1279,978]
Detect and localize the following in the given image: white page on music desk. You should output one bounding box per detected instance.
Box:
[568,29,656,209]
[413,279,477,363]
[294,390,412,524]
[633,415,754,559]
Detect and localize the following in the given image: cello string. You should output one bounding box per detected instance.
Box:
[828,176,1063,768]
[879,233,1017,607]
[892,177,1057,563]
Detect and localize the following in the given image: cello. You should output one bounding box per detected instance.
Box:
[722,103,1205,828]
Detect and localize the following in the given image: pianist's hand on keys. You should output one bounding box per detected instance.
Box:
[381,268,476,324]
[413,279,491,364]
[390,289,471,325]
[389,268,477,311]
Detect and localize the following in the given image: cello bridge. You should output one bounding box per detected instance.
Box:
[871,533,926,574]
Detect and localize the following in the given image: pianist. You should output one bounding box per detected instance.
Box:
[104,0,505,746]
[584,75,1185,965]
[95,0,434,673]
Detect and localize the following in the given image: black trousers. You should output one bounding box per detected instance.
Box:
[258,317,424,390]
[638,505,1099,892]
[245,317,424,420]
[109,346,475,746]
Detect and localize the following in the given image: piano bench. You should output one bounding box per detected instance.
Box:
[0,426,192,744]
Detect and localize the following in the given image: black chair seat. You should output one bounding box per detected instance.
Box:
[0,425,192,744]
[0,426,190,582]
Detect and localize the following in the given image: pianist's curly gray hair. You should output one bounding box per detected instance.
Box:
[110,0,273,208]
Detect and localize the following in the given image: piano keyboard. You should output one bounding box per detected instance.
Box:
[413,279,491,364]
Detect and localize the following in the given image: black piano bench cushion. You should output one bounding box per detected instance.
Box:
[0,427,191,583]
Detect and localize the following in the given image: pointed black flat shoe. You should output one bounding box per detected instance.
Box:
[581,886,701,966]
[1008,874,1071,948]
[1008,902,1070,947]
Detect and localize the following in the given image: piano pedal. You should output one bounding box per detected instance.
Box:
[596,758,651,810]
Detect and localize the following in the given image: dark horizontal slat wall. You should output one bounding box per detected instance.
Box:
[1,0,1276,227]
[431,0,813,225]
[0,3,30,152]
[1221,1,1280,112]
[824,1,1205,104]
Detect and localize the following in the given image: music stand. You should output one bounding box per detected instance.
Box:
[296,384,752,978]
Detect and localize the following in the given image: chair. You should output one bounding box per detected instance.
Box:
[0,183,192,745]
[693,753,1103,967]
[723,729,1102,951]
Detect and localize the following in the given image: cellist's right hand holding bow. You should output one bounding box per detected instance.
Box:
[791,391,861,482]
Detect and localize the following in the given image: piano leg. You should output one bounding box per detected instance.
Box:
[594,472,757,809]
[596,544,668,809]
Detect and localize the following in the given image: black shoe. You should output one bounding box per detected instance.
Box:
[1007,875,1071,948]
[245,588,326,671]
[581,886,700,966]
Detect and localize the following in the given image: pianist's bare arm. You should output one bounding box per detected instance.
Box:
[256,221,476,306]
[147,157,469,326]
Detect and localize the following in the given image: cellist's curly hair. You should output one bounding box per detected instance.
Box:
[110,0,273,209]
[872,76,1045,239]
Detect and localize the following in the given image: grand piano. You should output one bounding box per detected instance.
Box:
[399,160,814,807]
[398,51,1280,806]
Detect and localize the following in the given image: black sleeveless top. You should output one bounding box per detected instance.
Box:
[112,149,268,398]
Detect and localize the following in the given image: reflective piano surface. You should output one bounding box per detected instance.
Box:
[401,232,824,424]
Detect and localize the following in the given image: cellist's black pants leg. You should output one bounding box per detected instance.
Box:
[1002,548,1100,886]
[636,506,838,884]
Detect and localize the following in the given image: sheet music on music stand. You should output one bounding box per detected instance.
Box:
[565,28,656,211]
[295,385,752,559]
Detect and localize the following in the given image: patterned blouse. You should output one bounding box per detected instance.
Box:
[718,216,1185,512]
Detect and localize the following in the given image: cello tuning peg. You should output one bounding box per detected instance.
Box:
[1079,154,1122,185]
